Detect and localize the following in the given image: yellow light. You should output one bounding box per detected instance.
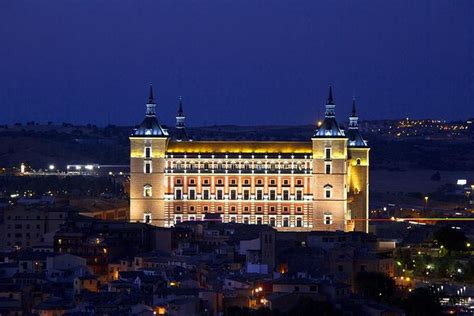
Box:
[405,277,410,282]
[317,121,322,127]
[103,248,107,254]
[467,243,471,248]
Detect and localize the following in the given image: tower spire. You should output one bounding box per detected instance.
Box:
[148,84,154,104]
[145,84,156,116]
[174,96,191,141]
[349,97,359,129]
[327,85,334,105]
[351,96,357,117]
[324,85,336,117]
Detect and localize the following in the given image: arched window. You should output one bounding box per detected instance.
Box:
[143,185,152,197]
[324,184,333,199]
[356,158,361,165]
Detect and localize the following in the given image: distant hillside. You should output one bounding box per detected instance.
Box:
[0,122,473,172]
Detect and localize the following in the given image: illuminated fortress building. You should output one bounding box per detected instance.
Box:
[130,86,369,232]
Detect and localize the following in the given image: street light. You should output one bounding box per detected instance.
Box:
[424,196,429,210]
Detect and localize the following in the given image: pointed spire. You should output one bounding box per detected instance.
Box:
[148,84,154,104]
[177,96,184,116]
[349,97,359,129]
[351,97,357,117]
[327,85,334,105]
[145,84,156,116]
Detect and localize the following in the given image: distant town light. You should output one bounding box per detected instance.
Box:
[49,164,55,170]
[457,179,467,186]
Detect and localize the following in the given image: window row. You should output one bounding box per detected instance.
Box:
[143,185,332,199]
[173,177,306,186]
[173,205,306,213]
[144,161,333,175]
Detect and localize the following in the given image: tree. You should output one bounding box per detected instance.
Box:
[354,272,395,302]
[403,288,442,316]
[434,226,469,252]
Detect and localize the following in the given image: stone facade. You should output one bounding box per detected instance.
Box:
[130,86,369,232]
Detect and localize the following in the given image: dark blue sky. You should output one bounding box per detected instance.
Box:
[0,0,473,126]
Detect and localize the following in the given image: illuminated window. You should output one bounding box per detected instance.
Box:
[175,189,182,200]
[269,190,276,200]
[324,185,332,199]
[325,148,331,160]
[296,217,302,227]
[282,190,290,200]
[144,146,152,159]
[230,189,237,200]
[144,161,152,174]
[243,190,250,200]
[269,217,276,227]
[324,214,333,225]
[295,190,303,200]
[144,212,152,224]
[143,185,152,197]
[325,162,331,175]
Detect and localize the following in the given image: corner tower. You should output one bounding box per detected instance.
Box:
[130,85,169,226]
[346,98,369,233]
[311,86,348,231]
[173,97,191,142]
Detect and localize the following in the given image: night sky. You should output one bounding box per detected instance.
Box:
[0,0,473,126]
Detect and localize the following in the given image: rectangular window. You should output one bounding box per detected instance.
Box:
[243,190,250,200]
[230,216,236,223]
[325,163,331,175]
[324,215,333,225]
[325,189,331,198]
[270,217,276,227]
[175,216,182,224]
[216,189,223,200]
[144,213,152,224]
[256,189,263,200]
[175,189,182,200]
[144,161,152,174]
[283,190,289,201]
[296,217,302,227]
[325,148,331,160]
[145,146,152,159]
[296,190,302,201]
[283,217,289,227]
[243,217,249,224]
[230,190,237,200]
[256,217,263,225]
[188,189,196,200]
[202,189,209,200]
[269,190,276,200]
